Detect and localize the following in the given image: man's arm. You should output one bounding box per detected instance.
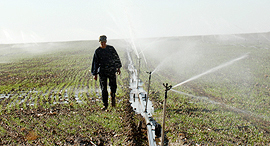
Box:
[91,51,99,80]
[111,47,122,69]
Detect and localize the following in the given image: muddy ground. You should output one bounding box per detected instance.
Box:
[0,98,149,145]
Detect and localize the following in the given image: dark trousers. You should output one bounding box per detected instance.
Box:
[99,74,117,108]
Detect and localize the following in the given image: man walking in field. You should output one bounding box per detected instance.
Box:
[91,35,122,110]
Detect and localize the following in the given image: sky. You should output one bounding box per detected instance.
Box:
[1,0,270,44]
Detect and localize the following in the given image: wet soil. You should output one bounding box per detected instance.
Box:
[0,98,148,145]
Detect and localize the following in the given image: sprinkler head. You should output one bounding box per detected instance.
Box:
[163,83,172,91]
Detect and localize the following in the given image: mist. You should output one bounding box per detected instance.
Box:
[138,33,268,119]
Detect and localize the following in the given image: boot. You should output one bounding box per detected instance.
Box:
[111,92,116,107]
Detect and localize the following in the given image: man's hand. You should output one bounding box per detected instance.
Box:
[93,75,98,80]
[116,68,121,75]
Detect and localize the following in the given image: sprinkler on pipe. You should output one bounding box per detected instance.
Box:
[145,71,152,113]
[161,83,172,146]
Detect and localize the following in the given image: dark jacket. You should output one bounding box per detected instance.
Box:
[91,45,122,76]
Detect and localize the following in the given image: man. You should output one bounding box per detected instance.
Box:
[91,35,122,110]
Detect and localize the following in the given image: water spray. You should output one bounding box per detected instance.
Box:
[161,83,172,146]
[172,53,249,88]
[145,71,152,112]
[138,57,141,79]
[137,57,141,89]
[139,48,148,66]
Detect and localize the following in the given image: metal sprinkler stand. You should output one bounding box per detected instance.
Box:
[145,71,152,113]
[161,83,172,146]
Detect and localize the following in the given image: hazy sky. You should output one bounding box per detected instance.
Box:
[1,0,270,44]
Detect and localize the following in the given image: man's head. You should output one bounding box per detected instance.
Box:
[99,35,107,42]
[99,35,107,48]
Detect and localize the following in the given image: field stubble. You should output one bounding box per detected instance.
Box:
[138,35,270,145]
[1,35,270,145]
[0,41,147,145]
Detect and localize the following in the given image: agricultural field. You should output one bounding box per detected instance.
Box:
[1,32,270,145]
[137,33,270,145]
[0,41,148,145]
